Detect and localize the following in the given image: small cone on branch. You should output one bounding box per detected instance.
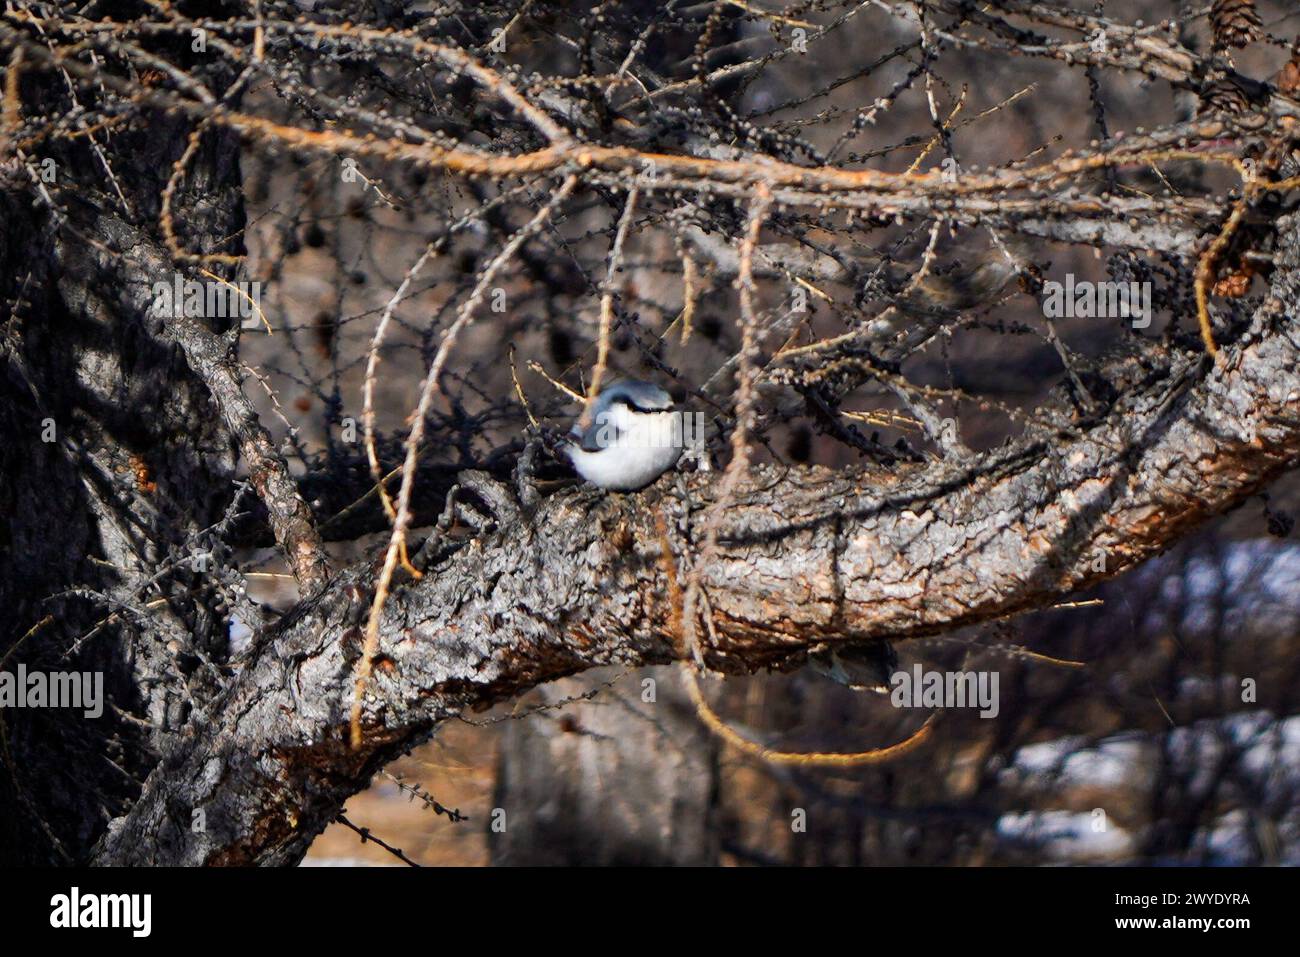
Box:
[1197,74,1256,117]
[1210,0,1262,50]
[1213,261,1255,298]
[1278,40,1300,179]
[1277,38,1300,98]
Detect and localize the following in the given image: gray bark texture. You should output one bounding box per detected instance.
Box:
[1,83,245,862]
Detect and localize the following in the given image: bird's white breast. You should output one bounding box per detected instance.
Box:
[567,409,683,490]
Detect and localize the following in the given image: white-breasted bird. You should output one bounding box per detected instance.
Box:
[566,379,683,490]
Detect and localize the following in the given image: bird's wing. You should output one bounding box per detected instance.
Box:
[577,406,628,451]
[577,424,622,452]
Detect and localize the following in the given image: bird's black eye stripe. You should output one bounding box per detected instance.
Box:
[610,396,664,414]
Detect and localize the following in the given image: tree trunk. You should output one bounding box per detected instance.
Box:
[490,668,721,866]
[1,107,245,861]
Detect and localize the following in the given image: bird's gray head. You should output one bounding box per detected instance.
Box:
[580,379,673,427]
[566,378,683,490]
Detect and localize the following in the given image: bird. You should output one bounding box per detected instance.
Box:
[565,378,683,490]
